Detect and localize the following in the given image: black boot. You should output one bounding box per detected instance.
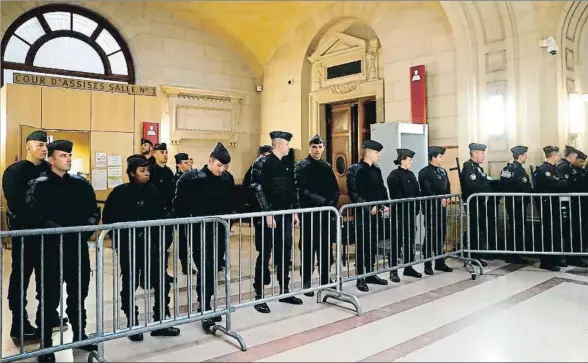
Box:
[197,300,222,322]
[10,316,40,341]
[72,332,98,352]
[435,261,454,272]
[356,279,369,292]
[403,266,422,278]
[424,263,434,276]
[390,271,401,283]
[37,337,55,362]
[303,282,314,297]
[126,314,143,342]
[365,275,389,285]
[279,290,303,305]
[151,327,180,337]
[253,294,271,314]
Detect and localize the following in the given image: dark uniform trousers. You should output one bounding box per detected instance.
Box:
[7,235,41,325]
[36,234,91,338]
[355,210,380,276]
[253,214,293,295]
[116,229,170,323]
[467,197,498,252]
[389,202,417,267]
[504,197,531,254]
[422,201,448,264]
[299,211,334,285]
[535,197,568,255]
[192,222,225,310]
[569,198,584,253]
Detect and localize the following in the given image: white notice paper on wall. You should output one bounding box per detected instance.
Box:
[107,155,122,167]
[95,152,107,168]
[107,167,123,189]
[91,169,107,191]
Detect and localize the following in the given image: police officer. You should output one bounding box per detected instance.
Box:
[173,143,235,328]
[243,145,272,213]
[387,149,422,282]
[294,135,339,296]
[103,155,180,341]
[2,130,53,341]
[25,140,100,361]
[575,151,588,252]
[173,152,194,275]
[149,143,175,282]
[461,143,496,266]
[500,146,533,264]
[556,145,587,267]
[347,140,390,292]
[533,146,567,271]
[250,131,302,314]
[140,138,154,164]
[418,146,454,276]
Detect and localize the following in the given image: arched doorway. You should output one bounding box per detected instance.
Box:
[305,20,383,205]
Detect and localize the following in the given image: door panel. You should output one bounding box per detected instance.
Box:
[328,104,353,206]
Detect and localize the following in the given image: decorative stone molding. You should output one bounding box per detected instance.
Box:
[160,85,243,143]
[308,33,380,93]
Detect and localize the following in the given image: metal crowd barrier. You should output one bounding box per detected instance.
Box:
[0,216,245,363]
[465,192,588,266]
[220,207,361,315]
[339,194,481,285]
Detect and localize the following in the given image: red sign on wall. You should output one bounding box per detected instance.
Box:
[142,122,159,145]
[410,65,427,124]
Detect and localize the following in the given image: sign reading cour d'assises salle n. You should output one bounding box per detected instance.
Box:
[12,72,157,96]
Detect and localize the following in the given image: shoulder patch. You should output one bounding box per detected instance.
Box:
[469,174,477,181]
[501,170,512,178]
[522,177,528,183]
[34,176,49,184]
[545,171,551,177]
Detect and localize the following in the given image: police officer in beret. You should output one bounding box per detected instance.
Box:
[387,148,422,282]
[461,143,497,266]
[172,152,195,275]
[347,139,390,292]
[250,131,302,313]
[173,143,235,329]
[25,140,100,361]
[2,130,53,341]
[294,135,339,295]
[533,146,567,271]
[418,146,454,276]
[500,146,533,264]
[103,154,180,342]
[149,143,175,282]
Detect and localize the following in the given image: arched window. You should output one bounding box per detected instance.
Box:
[1,4,135,85]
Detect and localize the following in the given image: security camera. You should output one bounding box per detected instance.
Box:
[539,36,558,56]
[287,79,294,85]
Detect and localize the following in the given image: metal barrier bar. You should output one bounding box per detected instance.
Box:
[0,216,245,363]
[215,207,361,316]
[465,193,588,267]
[339,194,480,287]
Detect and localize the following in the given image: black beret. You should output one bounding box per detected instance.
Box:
[258,145,272,154]
[469,143,487,152]
[47,140,73,154]
[153,143,167,151]
[577,151,587,160]
[397,148,415,158]
[269,131,293,142]
[309,134,324,145]
[211,142,231,164]
[543,146,559,156]
[174,153,189,164]
[510,145,528,157]
[141,138,153,146]
[26,130,47,143]
[362,140,383,152]
[564,145,579,155]
[126,154,149,171]
[428,146,446,158]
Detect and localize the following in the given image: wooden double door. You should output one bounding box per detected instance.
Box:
[326,98,376,207]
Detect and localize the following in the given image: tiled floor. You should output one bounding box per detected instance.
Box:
[3,239,588,361]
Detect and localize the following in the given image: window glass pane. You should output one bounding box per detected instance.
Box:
[96,29,120,54]
[4,36,30,63]
[34,37,104,74]
[14,17,45,44]
[108,52,128,75]
[44,12,71,31]
[72,14,97,37]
